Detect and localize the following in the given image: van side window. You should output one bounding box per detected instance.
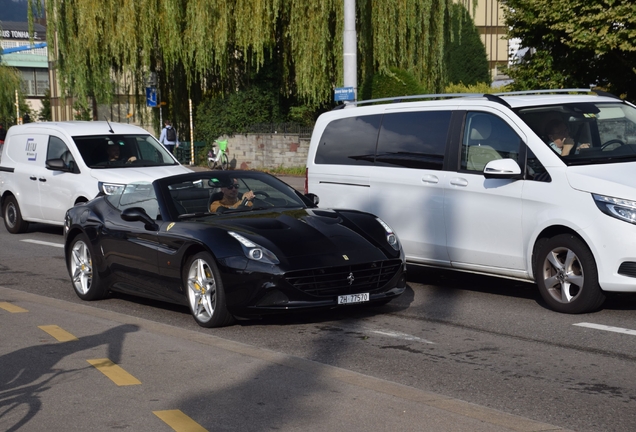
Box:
[462,112,522,172]
[526,148,551,182]
[375,111,451,170]
[47,136,75,169]
[314,115,382,165]
[47,136,71,160]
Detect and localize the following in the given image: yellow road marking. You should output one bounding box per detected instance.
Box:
[87,358,141,386]
[0,302,28,313]
[38,325,79,342]
[153,410,208,432]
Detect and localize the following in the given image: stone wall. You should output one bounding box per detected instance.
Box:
[224,134,311,170]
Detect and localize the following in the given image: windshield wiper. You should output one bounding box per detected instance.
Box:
[178,212,213,219]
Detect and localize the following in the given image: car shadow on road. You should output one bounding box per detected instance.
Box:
[405,264,636,314]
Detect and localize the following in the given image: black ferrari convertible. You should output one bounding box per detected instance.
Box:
[64,170,406,327]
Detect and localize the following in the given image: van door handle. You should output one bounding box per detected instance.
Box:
[30,176,37,181]
[421,175,439,184]
[38,178,47,182]
[449,177,468,187]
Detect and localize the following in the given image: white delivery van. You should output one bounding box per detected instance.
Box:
[306,89,636,313]
[0,121,191,233]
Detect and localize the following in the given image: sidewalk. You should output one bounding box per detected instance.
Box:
[0,286,570,432]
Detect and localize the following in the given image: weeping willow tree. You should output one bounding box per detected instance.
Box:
[0,65,31,125]
[44,0,453,109]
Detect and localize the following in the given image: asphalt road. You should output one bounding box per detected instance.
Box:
[1,205,636,431]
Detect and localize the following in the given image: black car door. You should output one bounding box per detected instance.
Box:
[99,186,174,301]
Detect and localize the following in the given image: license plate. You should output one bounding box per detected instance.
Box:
[338,293,370,304]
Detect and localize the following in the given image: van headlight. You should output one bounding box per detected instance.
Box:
[376,217,400,251]
[228,231,280,264]
[98,182,125,195]
[593,194,636,224]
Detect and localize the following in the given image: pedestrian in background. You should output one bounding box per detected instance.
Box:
[0,123,6,144]
[159,120,179,154]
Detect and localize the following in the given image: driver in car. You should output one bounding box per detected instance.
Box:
[106,141,137,163]
[209,179,255,212]
[545,118,590,156]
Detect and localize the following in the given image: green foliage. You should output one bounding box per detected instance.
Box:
[445,4,490,86]
[444,82,510,94]
[259,165,306,176]
[196,86,285,146]
[0,65,28,125]
[45,0,454,108]
[360,68,426,101]
[73,100,92,121]
[500,51,571,91]
[38,89,52,121]
[503,0,636,101]
[360,0,452,93]
[288,106,318,126]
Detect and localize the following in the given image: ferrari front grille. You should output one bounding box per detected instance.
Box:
[285,259,402,297]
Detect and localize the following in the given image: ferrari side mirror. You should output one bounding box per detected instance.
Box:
[121,207,159,231]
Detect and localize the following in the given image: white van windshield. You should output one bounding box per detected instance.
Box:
[516,102,636,165]
[73,134,178,168]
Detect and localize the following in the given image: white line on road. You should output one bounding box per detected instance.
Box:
[21,239,64,248]
[573,322,636,336]
[369,329,435,344]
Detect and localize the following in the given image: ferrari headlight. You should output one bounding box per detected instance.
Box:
[228,231,280,264]
[376,217,400,251]
[593,194,636,224]
[98,182,125,195]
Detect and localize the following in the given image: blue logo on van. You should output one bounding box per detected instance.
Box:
[26,138,37,161]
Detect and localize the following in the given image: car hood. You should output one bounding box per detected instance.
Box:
[216,208,391,265]
[567,162,636,200]
[90,165,192,183]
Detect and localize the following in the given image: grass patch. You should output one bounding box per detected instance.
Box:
[257,166,306,176]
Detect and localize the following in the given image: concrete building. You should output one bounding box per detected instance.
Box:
[0,21,49,118]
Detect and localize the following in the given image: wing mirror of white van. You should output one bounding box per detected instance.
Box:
[483,159,522,180]
[304,193,320,207]
[46,158,75,173]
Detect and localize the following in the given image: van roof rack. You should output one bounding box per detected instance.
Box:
[492,88,595,96]
[336,88,619,110]
[339,93,483,108]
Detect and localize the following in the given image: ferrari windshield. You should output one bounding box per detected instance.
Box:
[73,134,178,168]
[163,172,308,218]
[515,101,636,165]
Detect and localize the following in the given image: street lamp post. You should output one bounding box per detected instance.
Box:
[343,0,357,103]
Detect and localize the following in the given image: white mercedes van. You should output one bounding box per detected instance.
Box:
[306,89,636,313]
[0,121,191,234]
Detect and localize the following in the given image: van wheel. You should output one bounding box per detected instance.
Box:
[3,196,29,234]
[535,234,605,314]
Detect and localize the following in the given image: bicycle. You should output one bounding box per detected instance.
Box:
[207,139,229,170]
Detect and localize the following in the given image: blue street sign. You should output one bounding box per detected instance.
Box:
[146,87,157,107]
[334,87,355,102]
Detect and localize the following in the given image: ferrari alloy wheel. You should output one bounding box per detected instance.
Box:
[68,234,108,300]
[185,252,234,328]
[3,196,29,234]
[535,234,605,314]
